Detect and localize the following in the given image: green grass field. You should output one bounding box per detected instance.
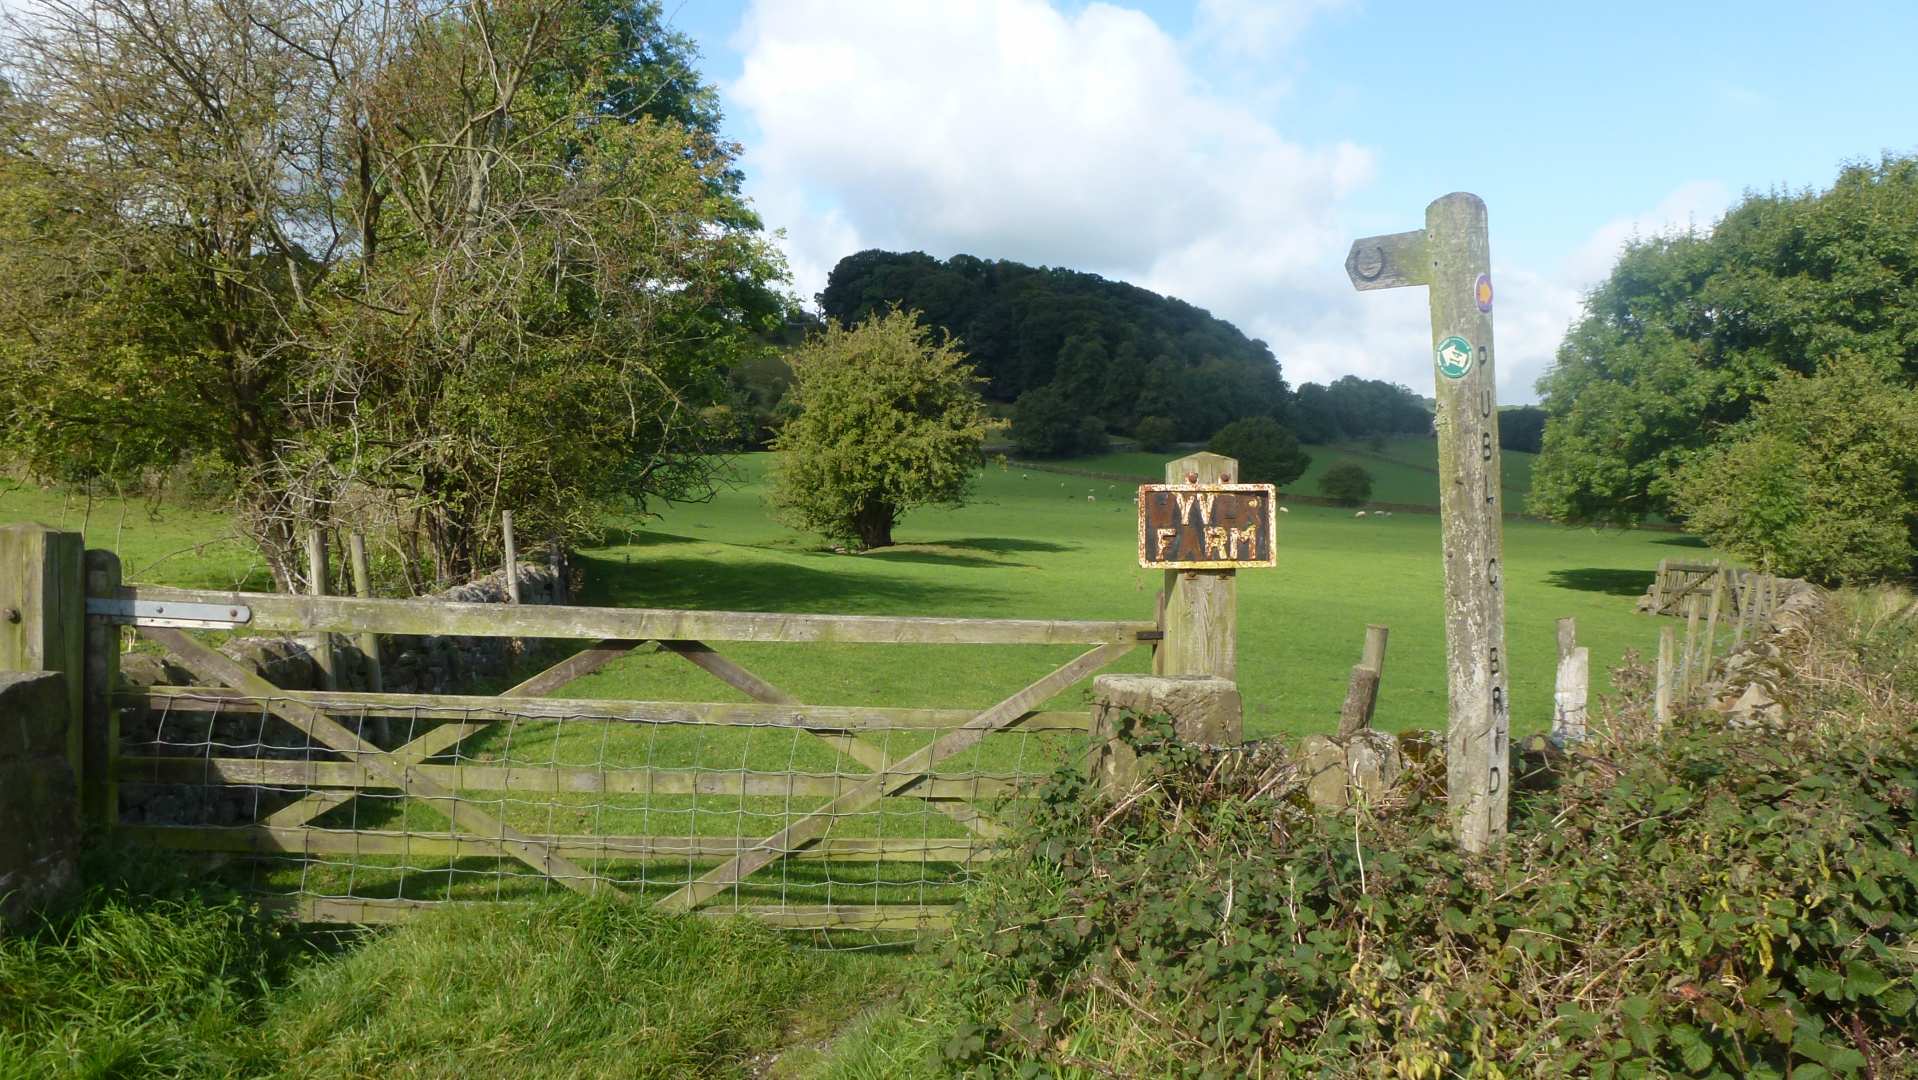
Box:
[5,444,1687,738]
[572,450,1684,739]
[1035,435,1535,507]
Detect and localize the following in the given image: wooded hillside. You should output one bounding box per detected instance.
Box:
[818,250,1287,440]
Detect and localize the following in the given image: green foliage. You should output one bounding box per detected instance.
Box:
[1207,417,1310,486]
[1009,385,1106,458]
[1133,415,1178,453]
[941,656,1918,1077]
[1671,354,1918,583]
[1533,155,1918,527]
[771,308,990,549]
[1498,405,1549,454]
[818,250,1289,433]
[0,1,788,587]
[1292,376,1432,445]
[1317,460,1374,505]
[0,863,295,1079]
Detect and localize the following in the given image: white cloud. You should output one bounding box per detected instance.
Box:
[1191,0,1351,59]
[727,1,1728,406]
[731,0,1374,352]
[1563,179,1731,288]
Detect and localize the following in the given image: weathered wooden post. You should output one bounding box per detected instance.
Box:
[1680,594,1703,702]
[304,530,338,691]
[82,550,121,825]
[1151,452,1242,681]
[1655,625,1676,727]
[1094,454,1276,793]
[1347,193,1511,852]
[346,532,383,693]
[1551,617,1589,745]
[1337,624,1390,737]
[501,510,522,605]
[1699,568,1726,691]
[0,525,86,798]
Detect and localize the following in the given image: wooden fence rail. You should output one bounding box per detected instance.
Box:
[90,585,1155,645]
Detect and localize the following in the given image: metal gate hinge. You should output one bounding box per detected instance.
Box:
[86,597,253,629]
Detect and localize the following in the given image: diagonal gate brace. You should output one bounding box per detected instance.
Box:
[655,640,1135,913]
[659,640,1004,839]
[264,640,645,830]
[141,627,615,897]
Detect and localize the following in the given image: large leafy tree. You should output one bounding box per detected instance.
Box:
[1207,416,1311,487]
[0,0,786,588]
[1531,156,1918,527]
[770,309,989,550]
[1671,355,1918,584]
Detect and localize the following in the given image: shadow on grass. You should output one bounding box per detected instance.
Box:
[933,536,1076,554]
[576,553,1000,615]
[860,548,1018,569]
[1546,567,1656,597]
[1652,534,1710,549]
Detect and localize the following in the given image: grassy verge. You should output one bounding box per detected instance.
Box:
[1,869,914,1079]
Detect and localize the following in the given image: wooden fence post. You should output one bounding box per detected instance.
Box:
[1551,617,1588,745]
[0,524,86,816]
[502,511,521,605]
[1655,625,1676,727]
[1337,624,1389,737]
[1346,192,1510,853]
[1680,594,1702,702]
[346,533,382,693]
[1699,569,1726,696]
[305,531,338,691]
[1154,452,1237,680]
[82,550,120,825]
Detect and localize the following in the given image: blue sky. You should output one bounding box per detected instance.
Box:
[654,0,1917,402]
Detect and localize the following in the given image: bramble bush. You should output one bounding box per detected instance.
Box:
[940,601,1918,1078]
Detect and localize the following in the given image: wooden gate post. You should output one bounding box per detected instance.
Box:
[304,531,339,691]
[0,524,86,810]
[1348,193,1511,853]
[82,550,121,825]
[1153,451,1238,681]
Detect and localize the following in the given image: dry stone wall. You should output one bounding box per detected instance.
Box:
[1696,577,1824,728]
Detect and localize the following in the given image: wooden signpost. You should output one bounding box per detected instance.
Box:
[1139,452,1275,682]
[1347,192,1510,853]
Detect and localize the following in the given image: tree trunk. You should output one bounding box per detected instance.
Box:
[853,500,895,550]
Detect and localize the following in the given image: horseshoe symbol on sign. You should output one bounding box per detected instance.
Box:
[1353,245,1387,282]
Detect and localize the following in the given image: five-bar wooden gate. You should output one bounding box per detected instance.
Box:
[84,560,1152,931]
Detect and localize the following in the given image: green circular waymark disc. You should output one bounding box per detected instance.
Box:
[1435,335,1474,379]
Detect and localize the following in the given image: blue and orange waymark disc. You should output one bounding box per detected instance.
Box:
[1475,273,1494,313]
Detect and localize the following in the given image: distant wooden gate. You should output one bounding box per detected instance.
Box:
[86,571,1152,932]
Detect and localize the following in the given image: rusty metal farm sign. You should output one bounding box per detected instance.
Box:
[1136,484,1277,569]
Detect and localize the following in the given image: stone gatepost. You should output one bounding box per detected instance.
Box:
[1089,673,1241,794]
